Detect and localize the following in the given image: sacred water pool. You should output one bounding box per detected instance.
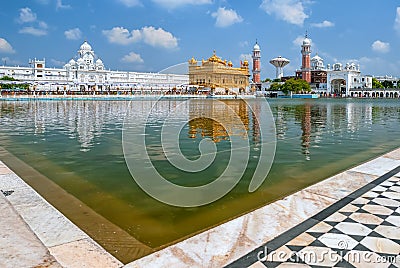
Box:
[0,98,399,262]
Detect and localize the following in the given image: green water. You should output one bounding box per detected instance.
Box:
[0,98,399,253]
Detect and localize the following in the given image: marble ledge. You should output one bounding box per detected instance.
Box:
[382,148,400,160]
[0,166,123,268]
[304,170,378,201]
[0,161,13,175]
[0,173,35,191]
[6,184,89,248]
[349,156,400,177]
[49,238,123,268]
[0,194,61,268]
[126,190,337,268]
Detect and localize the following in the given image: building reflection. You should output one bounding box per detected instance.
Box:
[301,103,311,160]
[0,99,393,158]
[277,100,375,161]
[188,100,257,143]
[0,100,130,151]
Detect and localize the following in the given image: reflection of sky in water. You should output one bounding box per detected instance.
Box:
[0,99,398,162]
[0,99,398,159]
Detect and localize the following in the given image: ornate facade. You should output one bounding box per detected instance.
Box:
[294,35,372,95]
[188,51,250,93]
[327,63,372,96]
[0,41,188,92]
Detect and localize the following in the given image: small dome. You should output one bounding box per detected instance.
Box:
[69,59,76,65]
[80,41,92,51]
[77,58,84,64]
[253,42,260,51]
[96,58,103,65]
[311,54,323,62]
[188,57,197,65]
[303,37,311,46]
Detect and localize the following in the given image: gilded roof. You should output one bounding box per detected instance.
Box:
[207,51,226,65]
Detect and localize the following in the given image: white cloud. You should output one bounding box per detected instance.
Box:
[50,59,65,66]
[395,7,400,33]
[64,28,82,40]
[17,7,49,36]
[102,27,142,45]
[371,40,390,53]
[1,57,21,65]
[211,7,243,28]
[260,0,309,26]
[121,52,144,63]
[239,41,249,48]
[35,0,50,4]
[0,38,15,54]
[38,21,48,29]
[239,53,252,61]
[19,27,47,36]
[356,56,399,76]
[18,7,37,23]
[118,0,142,7]
[142,26,178,49]
[56,0,71,10]
[311,20,334,28]
[103,26,178,49]
[151,0,212,9]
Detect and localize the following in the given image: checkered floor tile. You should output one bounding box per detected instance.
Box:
[226,167,400,268]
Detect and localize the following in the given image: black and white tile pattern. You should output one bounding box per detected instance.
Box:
[226,168,400,268]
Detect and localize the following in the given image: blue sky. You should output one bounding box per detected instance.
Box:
[0,0,399,79]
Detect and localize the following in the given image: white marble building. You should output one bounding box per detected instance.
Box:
[0,41,188,92]
[327,62,372,96]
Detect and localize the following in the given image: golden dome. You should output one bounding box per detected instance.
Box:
[207,51,225,65]
[228,61,233,67]
[188,57,197,65]
[242,60,249,67]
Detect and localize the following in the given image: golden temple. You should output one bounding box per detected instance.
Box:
[188,51,250,93]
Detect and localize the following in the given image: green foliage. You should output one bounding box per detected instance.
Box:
[0,76,29,91]
[381,80,393,89]
[0,76,17,81]
[269,82,282,91]
[272,78,281,83]
[0,83,29,90]
[262,78,271,82]
[372,78,383,89]
[281,78,311,95]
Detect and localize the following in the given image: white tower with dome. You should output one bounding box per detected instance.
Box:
[252,41,261,85]
[64,41,106,90]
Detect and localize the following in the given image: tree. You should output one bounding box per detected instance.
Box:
[372,78,383,89]
[262,78,271,83]
[269,82,282,91]
[281,78,311,95]
[381,80,393,89]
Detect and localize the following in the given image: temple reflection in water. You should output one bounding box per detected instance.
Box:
[187,100,253,143]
